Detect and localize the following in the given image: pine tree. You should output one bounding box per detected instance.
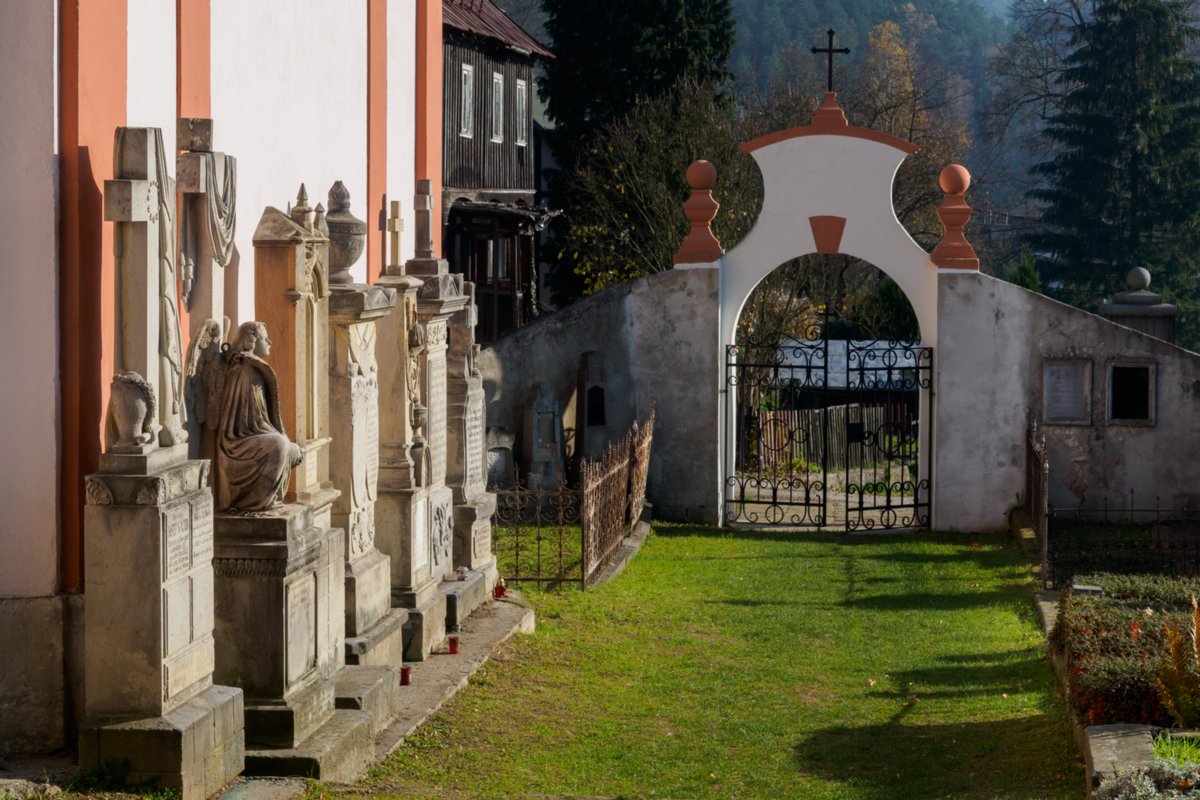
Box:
[1029,0,1200,303]
[539,0,734,167]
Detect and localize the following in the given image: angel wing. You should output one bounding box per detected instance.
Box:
[185,317,230,428]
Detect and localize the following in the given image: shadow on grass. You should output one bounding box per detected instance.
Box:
[794,715,1079,800]
[838,586,1031,612]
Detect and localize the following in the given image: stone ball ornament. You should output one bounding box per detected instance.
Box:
[1127,267,1152,291]
[686,159,718,191]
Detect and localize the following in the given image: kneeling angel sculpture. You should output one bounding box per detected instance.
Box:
[189,320,303,512]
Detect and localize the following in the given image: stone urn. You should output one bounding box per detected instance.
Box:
[326,180,366,285]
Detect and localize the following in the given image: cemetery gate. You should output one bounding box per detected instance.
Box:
[723,320,933,530]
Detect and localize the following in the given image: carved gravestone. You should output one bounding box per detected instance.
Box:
[575,351,610,461]
[486,428,516,489]
[83,126,244,800]
[524,382,565,488]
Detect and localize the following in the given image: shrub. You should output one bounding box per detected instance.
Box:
[1078,573,1200,610]
[1070,653,1172,726]
[1094,761,1200,799]
[1155,598,1200,728]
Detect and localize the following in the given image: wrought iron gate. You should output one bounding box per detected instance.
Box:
[724,327,932,530]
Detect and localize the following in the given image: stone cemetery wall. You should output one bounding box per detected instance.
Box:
[936,272,1200,531]
[478,267,719,523]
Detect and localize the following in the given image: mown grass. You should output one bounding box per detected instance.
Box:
[320,525,1081,800]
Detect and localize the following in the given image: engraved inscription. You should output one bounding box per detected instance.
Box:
[472,519,491,560]
[428,356,447,485]
[465,400,484,491]
[192,493,214,566]
[165,503,192,580]
[286,575,317,687]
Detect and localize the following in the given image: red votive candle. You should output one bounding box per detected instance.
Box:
[448,635,460,654]
[400,666,412,686]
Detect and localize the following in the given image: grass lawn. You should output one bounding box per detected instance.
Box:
[320,525,1081,800]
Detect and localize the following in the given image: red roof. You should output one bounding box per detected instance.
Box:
[443,0,553,58]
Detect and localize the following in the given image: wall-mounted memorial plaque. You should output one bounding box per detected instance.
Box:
[1043,360,1092,424]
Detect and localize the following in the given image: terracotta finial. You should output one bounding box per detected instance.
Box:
[811,92,849,132]
[931,164,979,270]
[673,160,723,266]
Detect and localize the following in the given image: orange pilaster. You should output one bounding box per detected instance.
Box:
[59,0,128,591]
[416,0,443,255]
[176,0,210,119]
[367,0,387,282]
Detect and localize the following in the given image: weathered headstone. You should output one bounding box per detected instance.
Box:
[486,427,516,489]
[253,187,339,522]
[198,193,369,780]
[325,183,408,672]
[574,351,610,461]
[524,382,565,488]
[83,126,244,800]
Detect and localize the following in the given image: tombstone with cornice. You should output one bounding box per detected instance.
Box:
[196,190,370,780]
[323,182,409,677]
[407,180,495,637]
[445,279,498,588]
[374,198,442,660]
[82,126,244,800]
[252,186,339,520]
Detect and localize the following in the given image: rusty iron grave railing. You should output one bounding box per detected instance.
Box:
[491,411,656,590]
[1026,411,1050,586]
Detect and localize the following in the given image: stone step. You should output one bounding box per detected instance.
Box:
[441,570,489,632]
[334,666,400,737]
[345,607,407,667]
[243,708,371,784]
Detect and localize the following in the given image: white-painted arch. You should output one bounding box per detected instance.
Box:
[720,132,938,351]
[712,125,940,526]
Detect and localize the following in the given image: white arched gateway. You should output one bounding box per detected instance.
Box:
[675,93,980,529]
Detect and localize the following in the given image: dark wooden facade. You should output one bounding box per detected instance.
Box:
[442,38,536,201]
[442,14,552,343]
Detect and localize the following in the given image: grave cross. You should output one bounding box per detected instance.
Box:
[811,29,850,93]
[387,200,404,272]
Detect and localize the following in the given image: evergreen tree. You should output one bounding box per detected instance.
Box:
[539,0,735,166]
[1007,246,1042,292]
[1029,0,1200,303]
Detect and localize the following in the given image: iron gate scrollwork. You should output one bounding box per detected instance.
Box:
[724,327,932,531]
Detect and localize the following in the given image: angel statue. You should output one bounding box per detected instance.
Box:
[188,319,303,512]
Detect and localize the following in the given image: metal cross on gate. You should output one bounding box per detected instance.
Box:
[811,29,850,93]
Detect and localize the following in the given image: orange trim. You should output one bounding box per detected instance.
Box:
[59,0,128,591]
[176,0,210,119]
[809,216,847,255]
[367,0,387,282]
[741,94,918,156]
[416,0,443,254]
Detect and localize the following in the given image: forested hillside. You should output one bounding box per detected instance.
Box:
[730,0,1005,90]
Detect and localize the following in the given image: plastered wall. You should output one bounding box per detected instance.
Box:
[936,272,1200,531]
[211,0,369,323]
[0,0,60,599]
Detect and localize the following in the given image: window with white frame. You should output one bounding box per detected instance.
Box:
[515,79,528,146]
[491,72,504,143]
[459,64,474,138]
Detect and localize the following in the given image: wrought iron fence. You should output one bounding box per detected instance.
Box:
[1045,493,1200,589]
[492,412,656,589]
[1026,412,1049,584]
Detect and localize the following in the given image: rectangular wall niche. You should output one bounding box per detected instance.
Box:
[1043,360,1092,425]
[1107,362,1156,425]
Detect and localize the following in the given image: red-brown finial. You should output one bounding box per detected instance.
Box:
[931,164,979,270]
[673,160,723,266]
[811,92,849,131]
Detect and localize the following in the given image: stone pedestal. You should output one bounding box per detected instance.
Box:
[253,198,338,523]
[329,284,408,668]
[212,506,369,780]
[82,446,244,800]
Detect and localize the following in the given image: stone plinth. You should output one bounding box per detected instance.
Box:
[82,445,244,799]
[253,199,338,523]
[329,284,407,668]
[212,504,344,748]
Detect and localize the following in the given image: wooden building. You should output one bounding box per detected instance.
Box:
[443,0,557,343]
